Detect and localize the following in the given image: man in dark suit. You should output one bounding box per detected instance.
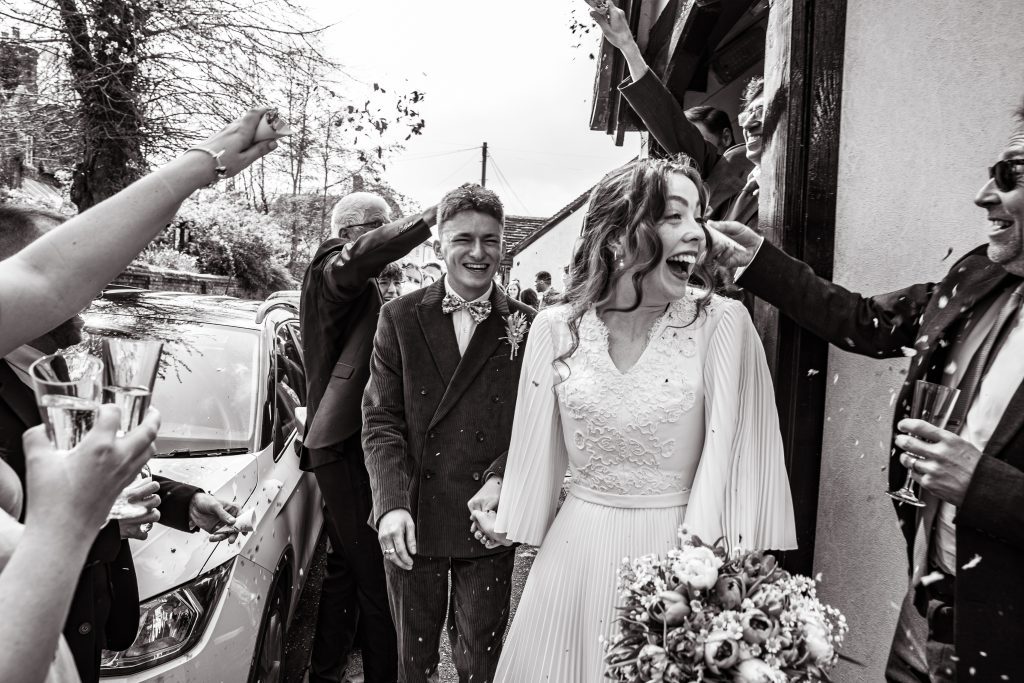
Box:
[362,184,535,682]
[708,102,1024,682]
[300,192,436,683]
[0,205,240,683]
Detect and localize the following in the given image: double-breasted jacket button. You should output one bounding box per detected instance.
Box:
[472,472,481,482]
[475,431,485,442]
[428,430,436,439]
[423,469,435,479]
[78,622,92,635]
[420,388,428,396]
[491,395,501,403]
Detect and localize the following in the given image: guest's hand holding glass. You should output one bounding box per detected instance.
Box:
[888,380,960,507]
[21,404,161,534]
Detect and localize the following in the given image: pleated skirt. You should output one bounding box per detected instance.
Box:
[495,486,688,682]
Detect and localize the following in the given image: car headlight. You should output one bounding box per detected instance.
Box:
[100,558,233,675]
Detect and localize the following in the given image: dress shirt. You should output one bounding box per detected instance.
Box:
[444,277,493,356]
[931,287,1024,574]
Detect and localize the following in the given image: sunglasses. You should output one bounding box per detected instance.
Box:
[989,159,1024,192]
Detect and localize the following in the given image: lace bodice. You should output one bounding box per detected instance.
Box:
[554,299,706,496]
[495,294,797,551]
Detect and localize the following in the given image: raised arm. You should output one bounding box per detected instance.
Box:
[707,221,932,357]
[586,0,722,176]
[0,110,278,357]
[320,207,437,302]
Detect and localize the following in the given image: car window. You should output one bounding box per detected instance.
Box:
[83,314,260,454]
[272,322,304,457]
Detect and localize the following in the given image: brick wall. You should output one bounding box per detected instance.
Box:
[112,265,242,297]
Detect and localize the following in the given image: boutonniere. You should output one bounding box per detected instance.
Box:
[501,311,529,360]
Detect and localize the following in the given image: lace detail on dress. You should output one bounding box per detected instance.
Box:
[556,298,700,495]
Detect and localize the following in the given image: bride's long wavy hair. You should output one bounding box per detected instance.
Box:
[554,155,718,369]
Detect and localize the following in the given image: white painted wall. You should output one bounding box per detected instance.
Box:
[508,202,588,294]
[814,2,1024,679]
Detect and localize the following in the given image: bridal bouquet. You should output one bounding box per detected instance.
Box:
[605,530,847,682]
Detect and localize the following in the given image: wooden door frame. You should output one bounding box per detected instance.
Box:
[760,0,848,573]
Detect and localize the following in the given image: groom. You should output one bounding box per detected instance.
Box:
[362,183,534,682]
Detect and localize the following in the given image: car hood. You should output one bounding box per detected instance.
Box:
[130,452,259,601]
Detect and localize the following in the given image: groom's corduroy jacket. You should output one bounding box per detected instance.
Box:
[362,279,535,558]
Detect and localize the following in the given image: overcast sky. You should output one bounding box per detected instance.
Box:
[309,0,641,217]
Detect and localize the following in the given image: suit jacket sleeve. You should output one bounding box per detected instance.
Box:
[958,454,1024,551]
[737,239,934,358]
[361,305,412,525]
[153,474,201,533]
[618,69,723,178]
[321,210,434,302]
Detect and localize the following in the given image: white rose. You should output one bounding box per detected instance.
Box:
[675,546,722,591]
[733,658,780,683]
[800,614,834,664]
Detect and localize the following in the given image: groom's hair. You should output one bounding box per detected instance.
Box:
[0,204,67,260]
[437,183,504,233]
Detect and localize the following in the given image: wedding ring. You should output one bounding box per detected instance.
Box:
[140,522,154,534]
[383,547,396,554]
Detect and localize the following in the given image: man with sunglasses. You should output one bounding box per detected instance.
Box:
[708,103,1024,682]
[300,192,437,683]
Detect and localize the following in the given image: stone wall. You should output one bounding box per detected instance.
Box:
[112,264,242,297]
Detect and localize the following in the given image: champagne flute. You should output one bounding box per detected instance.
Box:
[29,352,103,452]
[887,380,960,507]
[100,338,163,521]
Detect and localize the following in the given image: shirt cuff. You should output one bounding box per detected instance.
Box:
[734,236,766,281]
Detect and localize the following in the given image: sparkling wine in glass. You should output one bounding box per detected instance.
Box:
[29,353,102,452]
[101,339,163,521]
[887,380,960,507]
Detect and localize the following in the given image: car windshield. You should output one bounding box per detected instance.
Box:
[82,313,260,454]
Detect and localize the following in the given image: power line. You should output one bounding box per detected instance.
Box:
[390,147,478,163]
[487,152,532,215]
[435,156,477,188]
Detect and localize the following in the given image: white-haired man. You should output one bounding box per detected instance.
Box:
[300,191,436,683]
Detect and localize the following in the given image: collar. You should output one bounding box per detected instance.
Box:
[743,166,761,194]
[444,276,493,304]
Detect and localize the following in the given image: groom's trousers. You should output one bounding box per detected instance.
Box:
[384,550,515,683]
[312,442,398,683]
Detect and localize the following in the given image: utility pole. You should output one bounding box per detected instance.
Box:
[481,141,488,187]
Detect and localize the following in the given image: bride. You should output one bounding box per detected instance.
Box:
[473,156,797,680]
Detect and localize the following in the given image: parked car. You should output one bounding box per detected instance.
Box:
[81,290,321,683]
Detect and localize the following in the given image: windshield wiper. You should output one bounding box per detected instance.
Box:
[154,447,250,458]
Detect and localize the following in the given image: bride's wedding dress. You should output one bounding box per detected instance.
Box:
[493,295,797,681]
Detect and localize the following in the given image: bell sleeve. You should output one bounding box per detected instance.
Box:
[687,300,798,551]
[493,310,569,546]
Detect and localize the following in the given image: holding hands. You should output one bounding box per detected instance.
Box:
[467,477,512,550]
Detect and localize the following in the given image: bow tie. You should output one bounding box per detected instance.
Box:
[441,294,492,323]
